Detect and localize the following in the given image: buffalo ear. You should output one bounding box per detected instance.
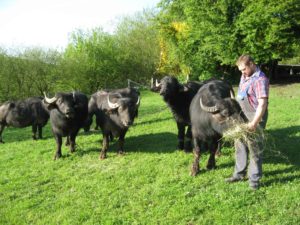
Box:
[104,108,116,115]
[42,99,56,110]
[212,113,226,122]
[8,102,15,109]
[179,84,189,92]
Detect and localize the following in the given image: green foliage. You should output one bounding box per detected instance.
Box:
[115,9,161,85]
[0,48,62,101]
[0,84,300,224]
[64,9,160,93]
[65,28,120,92]
[156,0,300,79]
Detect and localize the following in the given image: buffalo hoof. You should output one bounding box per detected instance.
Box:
[100,153,106,160]
[118,151,125,156]
[0,140,4,144]
[184,146,193,153]
[206,164,216,170]
[53,154,62,160]
[206,161,216,170]
[184,141,192,152]
[215,150,222,157]
[190,164,200,176]
[177,141,184,150]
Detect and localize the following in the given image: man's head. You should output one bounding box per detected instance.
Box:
[236,55,257,77]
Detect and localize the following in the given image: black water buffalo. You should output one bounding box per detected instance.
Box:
[86,87,140,159]
[43,92,88,160]
[151,76,203,152]
[189,79,247,176]
[0,97,49,143]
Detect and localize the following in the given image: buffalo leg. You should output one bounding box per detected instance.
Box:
[215,140,222,157]
[69,133,77,153]
[38,125,43,139]
[184,125,193,153]
[32,124,38,140]
[117,133,126,155]
[109,131,114,141]
[191,138,201,176]
[54,135,63,160]
[100,133,109,159]
[65,136,70,146]
[207,138,218,170]
[177,123,185,150]
[0,124,5,143]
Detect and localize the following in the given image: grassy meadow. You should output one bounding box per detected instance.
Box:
[0,83,300,224]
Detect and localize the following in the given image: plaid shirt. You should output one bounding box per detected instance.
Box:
[238,68,269,109]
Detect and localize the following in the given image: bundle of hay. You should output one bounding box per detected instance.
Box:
[222,121,289,162]
[222,122,264,144]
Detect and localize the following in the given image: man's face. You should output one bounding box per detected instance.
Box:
[238,62,255,77]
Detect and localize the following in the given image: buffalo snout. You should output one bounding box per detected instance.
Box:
[122,120,132,127]
[65,108,75,118]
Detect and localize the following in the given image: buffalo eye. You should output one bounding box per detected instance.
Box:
[221,108,230,117]
[57,98,62,104]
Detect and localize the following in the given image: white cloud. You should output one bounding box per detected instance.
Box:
[0,0,159,49]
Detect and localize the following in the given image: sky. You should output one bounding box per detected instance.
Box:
[0,0,160,50]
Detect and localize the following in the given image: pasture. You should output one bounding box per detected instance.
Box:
[0,83,300,224]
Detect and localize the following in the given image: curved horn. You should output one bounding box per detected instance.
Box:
[43,92,57,104]
[230,89,235,99]
[72,91,76,102]
[155,79,161,87]
[200,98,218,113]
[136,96,140,106]
[107,95,120,109]
[150,77,154,88]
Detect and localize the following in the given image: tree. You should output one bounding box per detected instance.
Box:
[64,9,160,92]
[65,28,120,93]
[157,0,300,81]
[0,47,63,100]
[114,9,161,84]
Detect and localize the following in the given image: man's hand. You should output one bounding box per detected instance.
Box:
[247,121,257,132]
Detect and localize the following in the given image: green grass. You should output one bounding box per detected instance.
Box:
[1,84,300,225]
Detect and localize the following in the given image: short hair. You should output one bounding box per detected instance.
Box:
[236,54,255,66]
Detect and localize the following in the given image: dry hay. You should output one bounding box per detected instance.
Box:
[222,121,289,162]
[222,122,264,144]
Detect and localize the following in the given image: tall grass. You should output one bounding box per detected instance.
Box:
[0,84,300,224]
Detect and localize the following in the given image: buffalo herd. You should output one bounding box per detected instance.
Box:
[0,77,247,175]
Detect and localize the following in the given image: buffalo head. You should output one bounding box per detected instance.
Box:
[151,76,187,100]
[107,93,140,127]
[200,97,248,125]
[0,102,15,121]
[43,92,76,119]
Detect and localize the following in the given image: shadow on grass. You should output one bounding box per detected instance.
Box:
[1,126,54,144]
[262,125,300,187]
[2,125,100,144]
[264,125,300,166]
[79,132,178,156]
[135,116,173,126]
[263,166,300,187]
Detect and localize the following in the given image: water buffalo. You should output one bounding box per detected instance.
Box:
[189,79,247,176]
[43,91,88,160]
[151,76,203,152]
[0,97,49,143]
[86,87,140,159]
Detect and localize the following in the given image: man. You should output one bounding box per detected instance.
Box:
[226,54,269,190]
